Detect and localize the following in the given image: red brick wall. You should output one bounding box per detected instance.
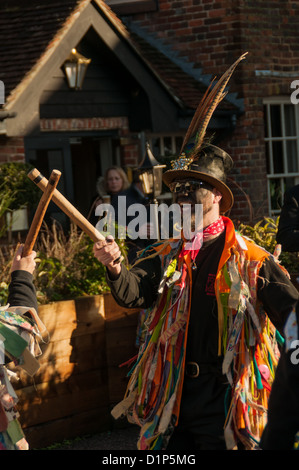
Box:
[130,0,241,71]
[122,142,140,167]
[0,136,25,163]
[127,0,299,222]
[224,1,299,222]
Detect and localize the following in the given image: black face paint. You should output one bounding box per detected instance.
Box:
[174,181,214,211]
[169,180,213,194]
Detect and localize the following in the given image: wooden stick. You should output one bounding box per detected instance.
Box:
[27,168,106,242]
[27,169,124,264]
[23,169,61,257]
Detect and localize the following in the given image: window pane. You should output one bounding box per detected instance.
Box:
[263,105,269,138]
[284,104,296,136]
[285,176,296,191]
[265,141,271,173]
[151,137,161,157]
[163,137,173,156]
[270,105,282,137]
[272,141,284,173]
[286,140,298,172]
[270,178,283,211]
[147,135,185,158]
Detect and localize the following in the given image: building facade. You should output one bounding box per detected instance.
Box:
[1,0,299,224]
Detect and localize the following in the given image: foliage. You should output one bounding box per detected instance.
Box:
[238,217,299,273]
[0,162,40,236]
[34,222,127,304]
[238,217,278,252]
[0,184,17,237]
[0,244,18,304]
[0,222,128,305]
[0,162,40,211]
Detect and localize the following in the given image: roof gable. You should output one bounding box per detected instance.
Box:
[0,0,87,106]
[0,0,240,136]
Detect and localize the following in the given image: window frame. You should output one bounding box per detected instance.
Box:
[145,133,185,158]
[264,96,299,215]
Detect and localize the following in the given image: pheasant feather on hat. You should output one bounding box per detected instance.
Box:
[163,52,248,213]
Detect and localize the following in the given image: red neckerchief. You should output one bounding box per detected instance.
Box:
[180,216,225,262]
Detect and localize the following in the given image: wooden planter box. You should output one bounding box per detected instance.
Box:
[11,293,140,449]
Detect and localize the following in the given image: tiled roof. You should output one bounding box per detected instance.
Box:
[127,30,205,109]
[0,0,85,104]
[0,0,238,114]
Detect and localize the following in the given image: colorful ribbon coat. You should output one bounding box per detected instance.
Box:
[112,217,285,450]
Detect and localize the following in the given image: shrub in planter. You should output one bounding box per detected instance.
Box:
[0,162,40,211]
[0,222,127,305]
[238,217,299,274]
[0,162,40,235]
[34,223,128,304]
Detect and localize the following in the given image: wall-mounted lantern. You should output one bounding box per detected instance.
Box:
[63,48,91,90]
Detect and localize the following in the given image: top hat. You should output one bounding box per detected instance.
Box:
[162,52,247,214]
[163,144,233,213]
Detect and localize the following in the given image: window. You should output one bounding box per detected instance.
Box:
[146,134,184,160]
[264,97,299,215]
[144,134,184,201]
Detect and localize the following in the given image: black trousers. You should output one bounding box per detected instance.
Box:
[167,373,229,451]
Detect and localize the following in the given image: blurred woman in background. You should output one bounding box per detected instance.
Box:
[102,166,130,196]
[88,166,130,224]
[88,166,151,263]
